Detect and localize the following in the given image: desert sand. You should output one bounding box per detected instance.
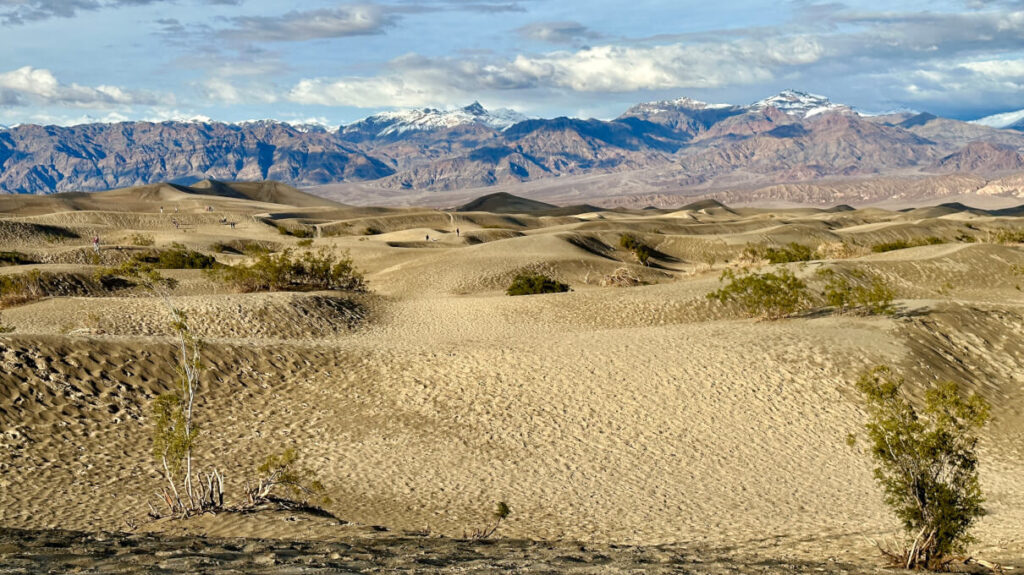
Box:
[0,182,1022,571]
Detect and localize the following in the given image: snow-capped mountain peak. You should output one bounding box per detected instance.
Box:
[343,102,528,138]
[625,96,735,116]
[752,90,851,118]
[971,108,1024,129]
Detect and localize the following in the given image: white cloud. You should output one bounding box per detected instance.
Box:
[287,36,825,108]
[0,66,173,107]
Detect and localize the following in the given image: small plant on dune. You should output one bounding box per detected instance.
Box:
[872,237,944,253]
[817,268,896,316]
[129,233,155,247]
[600,267,647,287]
[276,224,314,238]
[0,251,34,266]
[95,259,178,290]
[0,269,45,308]
[151,309,224,518]
[135,243,216,270]
[993,228,1024,244]
[745,242,816,264]
[506,272,571,296]
[849,366,990,571]
[470,501,511,539]
[244,448,329,508]
[209,247,365,293]
[619,233,653,266]
[363,227,383,236]
[706,268,810,320]
[0,312,14,333]
[296,238,314,248]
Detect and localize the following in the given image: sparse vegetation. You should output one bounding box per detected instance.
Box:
[470,501,511,539]
[993,228,1024,244]
[363,227,383,235]
[209,239,277,256]
[744,242,816,264]
[850,366,990,570]
[209,247,365,293]
[506,272,571,296]
[0,251,34,266]
[817,268,896,315]
[137,243,217,270]
[1,270,48,308]
[707,268,810,320]
[244,448,329,507]
[296,238,314,248]
[0,312,14,333]
[95,259,177,290]
[620,233,653,265]
[872,237,944,253]
[151,309,224,518]
[601,267,647,287]
[129,233,155,247]
[277,224,314,238]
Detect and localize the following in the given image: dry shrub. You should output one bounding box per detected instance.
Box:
[600,267,646,287]
[816,241,863,260]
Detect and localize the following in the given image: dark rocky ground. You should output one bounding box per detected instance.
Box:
[0,526,999,574]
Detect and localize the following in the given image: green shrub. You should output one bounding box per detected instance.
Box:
[620,234,653,265]
[363,227,383,236]
[872,237,944,253]
[245,448,329,507]
[817,268,896,315]
[136,243,216,270]
[707,268,810,320]
[850,366,990,570]
[296,238,314,248]
[471,501,511,539]
[506,273,571,296]
[209,248,365,293]
[745,242,816,264]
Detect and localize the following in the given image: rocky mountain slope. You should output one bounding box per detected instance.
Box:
[2,91,1024,202]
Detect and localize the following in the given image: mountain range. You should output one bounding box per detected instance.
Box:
[2,91,1024,205]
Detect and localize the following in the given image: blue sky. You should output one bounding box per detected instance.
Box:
[0,0,1023,126]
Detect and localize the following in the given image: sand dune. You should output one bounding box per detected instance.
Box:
[0,186,1022,569]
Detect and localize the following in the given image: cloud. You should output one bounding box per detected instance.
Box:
[224,4,396,41]
[0,66,173,107]
[287,35,825,108]
[517,21,600,44]
[0,0,236,25]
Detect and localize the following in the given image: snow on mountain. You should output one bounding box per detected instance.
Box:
[234,119,333,133]
[752,90,851,118]
[343,102,528,137]
[626,96,735,115]
[972,109,1024,129]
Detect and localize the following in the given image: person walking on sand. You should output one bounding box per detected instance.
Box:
[426,234,430,242]
[92,235,100,253]
[159,206,164,214]
[456,227,460,237]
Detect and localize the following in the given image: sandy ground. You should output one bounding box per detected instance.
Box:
[1,187,1023,571]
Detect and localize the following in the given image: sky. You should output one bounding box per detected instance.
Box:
[0,0,1023,127]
